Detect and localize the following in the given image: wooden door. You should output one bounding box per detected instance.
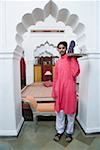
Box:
[34,65,42,82]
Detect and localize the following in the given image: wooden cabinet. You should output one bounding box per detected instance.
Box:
[34,56,58,82]
[34,65,42,82]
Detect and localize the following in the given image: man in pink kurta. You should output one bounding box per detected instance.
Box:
[52,41,80,142]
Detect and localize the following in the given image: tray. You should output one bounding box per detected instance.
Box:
[67,53,87,58]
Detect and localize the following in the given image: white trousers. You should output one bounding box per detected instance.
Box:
[56,110,75,134]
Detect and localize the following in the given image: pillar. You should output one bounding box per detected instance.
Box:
[0,49,24,136]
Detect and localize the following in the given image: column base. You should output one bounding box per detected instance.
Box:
[77,116,100,134]
[0,117,24,136]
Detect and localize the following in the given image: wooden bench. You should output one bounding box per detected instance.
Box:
[22,96,55,131]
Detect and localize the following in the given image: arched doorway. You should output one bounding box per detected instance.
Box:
[15,0,86,125]
[15,0,86,85]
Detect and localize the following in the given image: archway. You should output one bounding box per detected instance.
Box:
[15,0,86,85]
[16,1,86,50]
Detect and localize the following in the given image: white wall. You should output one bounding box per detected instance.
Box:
[1,1,48,51]
[0,0,97,52]
[55,1,97,52]
[0,1,7,50]
[96,1,100,51]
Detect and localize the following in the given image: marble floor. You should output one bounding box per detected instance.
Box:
[0,119,100,150]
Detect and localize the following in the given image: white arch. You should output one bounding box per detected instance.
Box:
[32,8,44,23]
[56,9,70,23]
[15,0,86,51]
[22,14,35,28]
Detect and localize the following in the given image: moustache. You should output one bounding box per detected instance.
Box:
[59,51,66,54]
[60,50,65,52]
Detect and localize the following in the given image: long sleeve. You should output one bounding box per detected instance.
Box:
[52,63,58,98]
[71,57,80,78]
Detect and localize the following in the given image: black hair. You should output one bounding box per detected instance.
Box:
[57,41,67,50]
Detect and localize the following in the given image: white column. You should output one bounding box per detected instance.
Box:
[77,1,100,134]
[96,1,100,51]
[26,59,34,85]
[0,49,24,136]
[0,1,7,50]
[77,53,100,133]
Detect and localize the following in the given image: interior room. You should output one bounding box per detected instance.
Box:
[0,0,100,149]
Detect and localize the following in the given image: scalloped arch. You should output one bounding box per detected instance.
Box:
[56,9,70,23]
[16,0,86,51]
[22,13,35,28]
[66,14,79,29]
[32,8,44,23]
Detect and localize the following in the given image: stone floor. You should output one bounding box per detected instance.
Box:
[0,119,100,150]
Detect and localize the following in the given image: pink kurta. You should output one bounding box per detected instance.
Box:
[52,54,80,114]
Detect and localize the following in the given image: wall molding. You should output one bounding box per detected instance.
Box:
[0,49,23,60]
[0,117,24,136]
[79,53,100,60]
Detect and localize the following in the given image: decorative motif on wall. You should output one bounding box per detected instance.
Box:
[34,41,59,58]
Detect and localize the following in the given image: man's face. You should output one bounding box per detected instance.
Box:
[57,44,67,56]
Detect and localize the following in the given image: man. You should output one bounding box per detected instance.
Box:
[52,41,80,142]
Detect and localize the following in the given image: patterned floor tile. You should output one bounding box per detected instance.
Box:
[56,134,69,147]
[0,121,100,150]
[65,139,89,150]
[0,143,13,150]
[41,140,65,150]
[87,137,100,150]
[76,132,95,145]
